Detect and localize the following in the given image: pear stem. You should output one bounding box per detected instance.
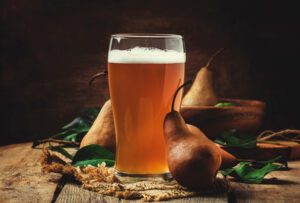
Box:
[205,48,225,69]
[171,80,192,112]
[89,70,108,86]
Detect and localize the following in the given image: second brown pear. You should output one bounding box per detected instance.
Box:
[182,48,224,106]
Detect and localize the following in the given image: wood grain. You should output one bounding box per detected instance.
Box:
[55,183,228,203]
[1,142,300,202]
[230,161,300,202]
[0,143,62,203]
[55,183,119,203]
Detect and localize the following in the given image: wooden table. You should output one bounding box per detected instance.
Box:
[1,143,300,203]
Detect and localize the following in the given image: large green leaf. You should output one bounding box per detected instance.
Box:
[220,156,285,183]
[51,108,100,142]
[72,144,115,167]
[215,130,257,149]
[48,144,115,167]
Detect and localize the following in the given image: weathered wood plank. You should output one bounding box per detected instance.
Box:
[4,142,300,202]
[55,183,120,203]
[0,143,62,203]
[121,195,228,203]
[56,182,227,203]
[231,161,300,203]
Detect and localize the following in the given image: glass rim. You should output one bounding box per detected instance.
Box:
[111,33,183,39]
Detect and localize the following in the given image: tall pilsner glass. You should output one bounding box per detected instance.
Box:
[108,34,185,177]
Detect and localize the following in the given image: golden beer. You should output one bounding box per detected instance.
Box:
[108,35,185,176]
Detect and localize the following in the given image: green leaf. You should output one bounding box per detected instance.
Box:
[63,133,78,142]
[50,108,100,142]
[215,130,257,149]
[62,117,81,130]
[82,108,101,121]
[220,156,284,184]
[51,131,69,139]
[219,168,235,176]
[72,144,115,167]
[49,146,73,160]
[73,159,115,167]
[62,118,91,131]
[215,102,236,107]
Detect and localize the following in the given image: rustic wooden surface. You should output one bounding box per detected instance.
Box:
[230,161,300,203]
[0,143,62,203]
[1,143,300,203]
[55,183,227,203]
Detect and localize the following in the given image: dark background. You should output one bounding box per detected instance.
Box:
[1,0,299,146]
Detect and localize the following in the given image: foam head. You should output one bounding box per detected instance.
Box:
[108,47,186,64]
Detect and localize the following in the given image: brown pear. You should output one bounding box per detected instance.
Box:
[182,48,224,106]
[163,111,222,189]
[216,144,239,169]
[80,100,116,152]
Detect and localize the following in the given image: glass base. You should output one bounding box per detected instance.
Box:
[115,170,172,183]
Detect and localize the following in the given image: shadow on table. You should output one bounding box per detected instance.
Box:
[262,178,298,185]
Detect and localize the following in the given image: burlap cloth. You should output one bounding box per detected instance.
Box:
[41,149,230,201]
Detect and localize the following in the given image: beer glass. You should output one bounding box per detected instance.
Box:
[108,34,185,177]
